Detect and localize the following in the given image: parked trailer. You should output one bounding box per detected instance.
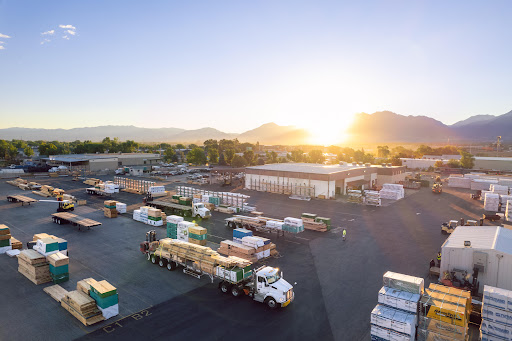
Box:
[51,212,101,230]
[225,215,289,237]
[85,187,112,197]
[147,200,211,219]
[7,194,38,206]
[140,234,294,309]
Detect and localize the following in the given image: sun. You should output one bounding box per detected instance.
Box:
[296,114,354,146]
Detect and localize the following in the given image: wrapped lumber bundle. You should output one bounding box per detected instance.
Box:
[188,226,207,246]
[484,193,500,212]
[104,200,118,218]
[315,217,331,230]
[149,186,167,198]
[215,264,253,282]
[490,184,509,195]
[283,217,304,233]
[115,202,127,214]
[506,200,512,222]
[34,238,60,257]
[18,249,52,285]
[61,291,105,326]
[233,228,252,244]
[370,304,417,341]
[448,176,472,189]
[147,208,163,226]
[0,224,12,254]
[47,252,70,284]
[481,285,512,341]
[158,238,218,274]
[471,179,498,191]
[383,271,424,294]
[166,215,183,239]
[242,236,264,259]
[89,279,119,320]
[218,240,258,263]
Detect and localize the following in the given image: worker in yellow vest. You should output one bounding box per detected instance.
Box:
[342,229,347,241]
[437,251,441,267]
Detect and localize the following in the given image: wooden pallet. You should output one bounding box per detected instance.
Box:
[44,285,69,302]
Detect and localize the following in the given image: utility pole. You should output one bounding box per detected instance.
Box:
[497,136,501,157]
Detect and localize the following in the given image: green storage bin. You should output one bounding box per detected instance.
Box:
[0,239,10,247]
[189,233,207,241]
[172,195,181,200]
[90,291,119,309]
[49,264,69,275]
[51,273,69,284]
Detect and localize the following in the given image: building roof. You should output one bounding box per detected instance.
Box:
[47,153,160,163]
[246,162,369,175]
[475,157,512,161]
[442,226,512,254]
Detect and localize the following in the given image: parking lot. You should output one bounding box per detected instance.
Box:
[0,176,490,340]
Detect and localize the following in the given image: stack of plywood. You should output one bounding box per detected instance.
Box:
[89,279,119,320]
[104,200,118,218]
[481,285,512,341]
[0,224,12,254]
[6,178,27,187]
[218,240,258,263]
[61,290,105,326]
[77,278,96,295]
[47,252,69,284]
[18,249,52,285]
[10,237,22,250]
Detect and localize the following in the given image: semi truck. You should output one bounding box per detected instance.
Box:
[140,231,294,309]
[146,200,211,219]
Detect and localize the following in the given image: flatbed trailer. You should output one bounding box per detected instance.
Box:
[147,200,211,218]
[225,215,290,237]
[51,212,101,230]
[7,194,38,205]
[85,188,112,197]
[141,236,294,309]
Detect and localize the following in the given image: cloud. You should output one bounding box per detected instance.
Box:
[41,30,55,35]
[0,33,11,39]
[67,30,76,35]
[40,38,51,45]
[59,25,76,30]
[0,46,4,50]
[62,35,69,40]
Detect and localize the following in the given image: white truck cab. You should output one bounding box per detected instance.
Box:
[253,266,294,308]
[192,203,211,219]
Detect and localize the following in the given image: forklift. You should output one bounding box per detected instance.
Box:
[432,183,442,194]
[39,198,75,212]
[441,220,459,234]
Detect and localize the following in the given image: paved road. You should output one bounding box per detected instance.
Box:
[0,177,490,340]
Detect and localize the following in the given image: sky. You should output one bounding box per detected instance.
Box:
[1,0,512,138]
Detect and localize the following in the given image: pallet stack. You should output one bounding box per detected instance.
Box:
[371,271,423,341]
[506,200,512,222]
[302,213,329,232]
[10,237,22,250]
[18,249,52,285]
[147,208,163,227]
[104,200,118,218]
[89,279,119,320]
[418,284,470,341]
[177,221,195,242]
[166,215,183,239]
[481,285,512,341]
[133,206,150,224]
[61,291,105,326]
[48,252,70,284]
[283,217,304,233]
[0,224,12,254]
[115,202,127,214]
[484,193,500,212]
[218,240,258,263]
[188,226,207,246]
[233,228,253,244]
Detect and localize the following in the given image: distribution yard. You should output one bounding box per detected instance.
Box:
[0,175,491,340]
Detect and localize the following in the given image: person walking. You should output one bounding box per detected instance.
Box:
[342,228,347,241]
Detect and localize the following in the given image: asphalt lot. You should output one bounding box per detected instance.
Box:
[0,175,492,341]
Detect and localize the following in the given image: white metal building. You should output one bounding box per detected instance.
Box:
[474,157,512,171]
[440,226,512,293]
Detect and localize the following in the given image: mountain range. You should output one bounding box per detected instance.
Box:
[0,110,511,144]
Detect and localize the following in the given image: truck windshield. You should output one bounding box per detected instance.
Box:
[267,274,280,284]
[196,204,204,208]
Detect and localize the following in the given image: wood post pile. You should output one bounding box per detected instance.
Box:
[6,178,27,187]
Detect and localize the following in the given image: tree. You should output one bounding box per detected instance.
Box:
[218,152,227,166]
[208,148,219,164]
[291,150,304,162]
[447,159,460,168]
[416,145,433,157]
[460,151,475,169]
[186,147,207,165]
[309,150,325,163]
[390,156,402,166]
[163,147,176,162]
[434,160,444,168]
[203,139,218,153]
[224,149,235,165]
[39,142,58,156]
[243,150,255,165]
[175,144,185,150]
[188,144,198,149]
[231,155,248,168]
[257,158,265,165]
[377,145,390,158]
[24,146,34,158]
[266,151,278,163]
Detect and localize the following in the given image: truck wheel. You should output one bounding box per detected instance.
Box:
[220,282,231,294]
[228,222,235,229]
[151,255,159,264]
[158,258,167,267]
[231,286,242,298]
[265,297,278,309]
[167,261,177,271]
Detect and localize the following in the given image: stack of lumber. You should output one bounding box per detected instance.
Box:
[61,291,105,326]
[0,224,12,254]
[347,190,363,203]
[148,186,168,198]
[89,279,119,319]
[448,176,472,189]
[481,285,512,341]
[10,237,22,250]
[379,184,405,200]
[6,178,27,187]
[83,178,101,186]
[18,249,52,285]
[32,233,68,256]
[147,208,163,227]
[33,185,54,197]
[218,240,258,263]
[77,278,96,295]
[47,252,69,284]
[103,200,118,218]
[44,284,69,302]
[188,226,207,246]
[490,184,509,195]
[242,236,271,259]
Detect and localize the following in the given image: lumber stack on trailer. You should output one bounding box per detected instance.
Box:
[218,240,258,263]
[61,291,105,326]
[18,250,52,285]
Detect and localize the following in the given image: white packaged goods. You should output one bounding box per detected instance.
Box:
[481,320,512,340]
[167,215,184,224]
[256,251,264,260]
[149,186,166,194]
[484,286,512,312]
[284,217,303,227]
[482,305,512,326]
[371,305,416,338]
[371,324,390,340]
[148,220,163,227]
[33,245,59,257]
[380,184,404,201]
[241,236,264,248]
[397,291,420,313]
[472,179,498,191]
[491,184,509,195]
[484,193,500,212]
[6,249,20,257]
[507,201,512,221]
[263,249,270,258]
[383,271,424,294]
[500,195,512,204]
[383,287,401,308]
[99,304,119,320]
[266,220,285,229]
[0,246,12,254]
[116,202,127,213]
[371,304,394,329]
[178,221,195,229]
[140,206,150,214]
[448,177,472,189]
[193,198,201,204]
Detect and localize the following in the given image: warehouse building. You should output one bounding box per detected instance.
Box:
[45,153,161,172]
[440,226,512,294]
[245,162,406,199]
[474,157,512,171]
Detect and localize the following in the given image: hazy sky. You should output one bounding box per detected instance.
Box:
[1,1,511,133]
